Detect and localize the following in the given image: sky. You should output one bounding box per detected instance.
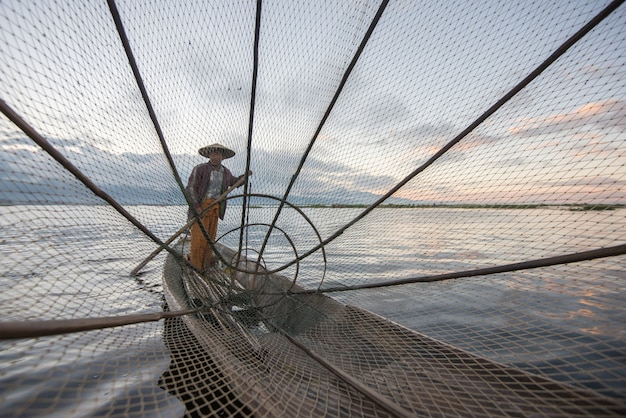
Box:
[1,0,625,205]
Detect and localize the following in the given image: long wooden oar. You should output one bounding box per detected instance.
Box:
[130,171,251,276]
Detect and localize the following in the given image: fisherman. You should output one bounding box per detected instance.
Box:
[185,143,247,271]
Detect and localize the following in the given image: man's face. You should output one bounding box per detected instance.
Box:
[209,151,223,166]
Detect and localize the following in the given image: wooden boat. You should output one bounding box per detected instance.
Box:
[162,241,626,417]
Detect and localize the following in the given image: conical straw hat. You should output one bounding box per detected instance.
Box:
[198,143,235,159]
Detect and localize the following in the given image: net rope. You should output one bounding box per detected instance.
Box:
[1,0,625,417]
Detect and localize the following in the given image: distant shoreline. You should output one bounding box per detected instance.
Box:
[300,203,624,211]
[2,203,623,211]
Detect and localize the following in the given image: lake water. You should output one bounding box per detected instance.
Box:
[0,206,624,416]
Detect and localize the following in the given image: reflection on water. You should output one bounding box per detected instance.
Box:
[158,311,252,418]
[0,324,181,418]
[1,206,625,415]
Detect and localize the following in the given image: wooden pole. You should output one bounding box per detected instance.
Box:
[130,171,251,276]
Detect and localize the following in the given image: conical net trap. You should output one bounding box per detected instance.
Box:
[1,1,625,417]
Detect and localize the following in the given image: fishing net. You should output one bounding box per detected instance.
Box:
[1,0,625,416]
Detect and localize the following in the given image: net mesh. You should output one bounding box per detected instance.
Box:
[1,0,625,416]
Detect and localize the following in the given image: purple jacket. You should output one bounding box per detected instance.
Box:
[185,163,240,219]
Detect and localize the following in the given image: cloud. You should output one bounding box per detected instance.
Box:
[508,99,626,137]
[4,101,623,207]
[0,135,386,206]
[224,145,406,205]
[0,135,187,204]
[392,124,501,165]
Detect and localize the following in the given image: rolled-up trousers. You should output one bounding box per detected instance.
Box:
[190,199,219,271]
